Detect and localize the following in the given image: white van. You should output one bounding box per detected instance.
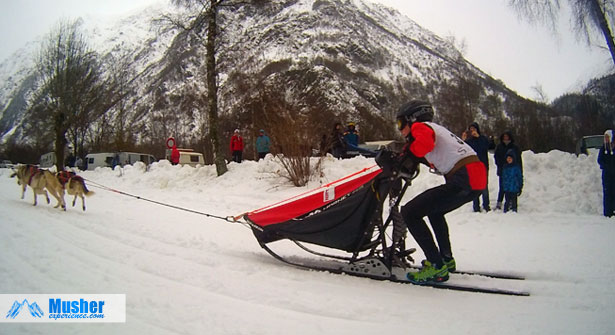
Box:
[179,151,204,167]
[85,152,157,170]
[85,153,116,170]
[117,152,157,166]
[40,152,56,168]
[165,148,205,167]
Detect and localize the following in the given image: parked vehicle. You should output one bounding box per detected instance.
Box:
[39,152,56,168]
[165,148,204,167]
[576,135,604,155]
[85,152,157,170]
[117,152,157,166]
[85,153,116,170]
[0,160,13,168]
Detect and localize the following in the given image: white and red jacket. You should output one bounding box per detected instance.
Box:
[406,122,486,190]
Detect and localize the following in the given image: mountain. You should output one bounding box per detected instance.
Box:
[0,0,548,161]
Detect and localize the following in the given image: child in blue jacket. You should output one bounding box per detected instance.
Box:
[502,150,523,212]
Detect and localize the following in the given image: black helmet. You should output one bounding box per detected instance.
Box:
[396,100,434,130]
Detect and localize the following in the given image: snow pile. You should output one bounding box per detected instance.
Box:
[0,149,613,335]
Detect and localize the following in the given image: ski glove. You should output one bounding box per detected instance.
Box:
[375,149,397,177]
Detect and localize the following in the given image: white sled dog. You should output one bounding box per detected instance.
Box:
[10,164,66,210]
[56,171,94,211]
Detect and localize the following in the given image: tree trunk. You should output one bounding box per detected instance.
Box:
[589,0,615,65]
[54,130,66,171]
[206,1,228,176]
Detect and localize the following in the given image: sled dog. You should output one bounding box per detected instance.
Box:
[56,171,94,211]
[10,164,66,210]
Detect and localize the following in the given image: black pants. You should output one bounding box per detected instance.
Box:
[232,151,243,163]
[503,192,518,212]
[603,172,615,217]
[497,174,505,204]
[258,152,269,160]
[472,187,490,212]
[401,180,481,267]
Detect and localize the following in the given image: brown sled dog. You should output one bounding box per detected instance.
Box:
[56,171,94,211]
[10,164,66,210]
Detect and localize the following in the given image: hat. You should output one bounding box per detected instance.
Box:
[505,149,515,159]
[468,122,480,133]
[605,130,614,144]
[234,129,239,133]
[259,129,264,133]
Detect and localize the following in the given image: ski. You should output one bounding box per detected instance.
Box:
[262,245,529,296]
[390,277,529,296]
[388,267,529,296]
[408,265,525,280]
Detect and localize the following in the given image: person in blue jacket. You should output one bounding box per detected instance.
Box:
[343,122,359,148]
[463,122,491,212]
[494,131,523,210]
[598,129,615,217]
[255,129,271,160]
[502,150,523,213]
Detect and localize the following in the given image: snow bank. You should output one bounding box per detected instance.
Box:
[78,149,605,216]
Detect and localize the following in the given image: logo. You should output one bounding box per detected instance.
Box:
[1,294,125,323]
[5,299,44,319]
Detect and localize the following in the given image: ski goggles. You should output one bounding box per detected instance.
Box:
[396,117,408,131]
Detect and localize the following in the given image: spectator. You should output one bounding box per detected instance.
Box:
[598,129,615,217]
[462,122,491,212]
[343,122,360,148]
[230,129,244,163]
[330,122,346,158]
[170,145,180,165]
[111,153,120,169]
[65,153,76,168]
[502,150,523,213]
[494,131,522,210]
[255,129,271,160]
[74,157,83,170]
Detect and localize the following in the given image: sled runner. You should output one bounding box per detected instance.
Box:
[244,164,529,296]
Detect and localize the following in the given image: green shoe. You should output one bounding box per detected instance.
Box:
[444,258,456,272]
[406,260,449,284]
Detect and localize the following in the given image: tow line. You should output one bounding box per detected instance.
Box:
[83,178,251,228]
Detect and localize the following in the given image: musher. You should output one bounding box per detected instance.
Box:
[377,100,486,284]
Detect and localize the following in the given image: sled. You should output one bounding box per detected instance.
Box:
[243,164,530,296]
[244,164,418,279]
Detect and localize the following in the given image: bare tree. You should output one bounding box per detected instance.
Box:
[509,0,615,65]
[163,0,238,176]
[32,19,105,170]
[531,82,550,103]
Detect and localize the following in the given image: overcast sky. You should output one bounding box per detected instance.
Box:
[0,0,612,101]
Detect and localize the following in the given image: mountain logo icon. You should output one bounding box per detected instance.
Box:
[5,299,44,319]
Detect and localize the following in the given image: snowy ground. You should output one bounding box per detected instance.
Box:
[1,150,614,335]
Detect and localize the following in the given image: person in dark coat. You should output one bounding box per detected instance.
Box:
[598,130,615,217]
[494,131,523,210]
[330,122,346,158]
[501,150,523,213]
[463,122,491,212]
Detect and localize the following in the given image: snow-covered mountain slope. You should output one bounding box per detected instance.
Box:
[0,150,612,334]
[0,0,523,148]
